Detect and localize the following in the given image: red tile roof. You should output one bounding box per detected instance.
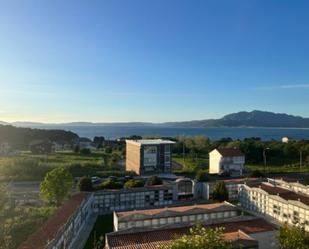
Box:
[223,178,259,183]
[107,218,274,249]
[116,202,236,219]
[18,193,87,249]
[216,148,244,157]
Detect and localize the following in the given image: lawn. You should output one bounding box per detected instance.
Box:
[83,214,114,249]
[173,155,208,172]
[246,164,309,174]
[0,151,126,181]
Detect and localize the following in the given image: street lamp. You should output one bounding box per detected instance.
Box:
[263,147,270,175]
[299,149,303,169]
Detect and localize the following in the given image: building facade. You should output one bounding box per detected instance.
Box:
[18,193,94,249]
[239,181,309,231]
[113,202,239,231]
[209,148,245,176]
[126,139,175,175]
[93,184,178,214]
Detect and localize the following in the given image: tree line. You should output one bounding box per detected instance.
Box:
[173,136,309,165]
[0,125,78,150]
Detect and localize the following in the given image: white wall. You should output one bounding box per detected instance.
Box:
[209,150,222,174]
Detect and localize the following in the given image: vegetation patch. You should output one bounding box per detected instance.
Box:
[83,214,114,249]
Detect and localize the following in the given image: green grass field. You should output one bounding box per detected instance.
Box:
[0,151,126,181]
[173,155,208,172]
[246,164,309,173]
[83,214,114,249]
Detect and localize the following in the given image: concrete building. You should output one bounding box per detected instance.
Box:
[267,177,309,196]
[209,148,245,176]
[113,202,239,231]
[126,139,175,175]
[239,181,309,231]
[93,184,178,214]
[211,178,261,201]
[18,193,94,249]
[106,217,277,249]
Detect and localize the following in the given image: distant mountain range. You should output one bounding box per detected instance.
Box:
[2,110,309,128]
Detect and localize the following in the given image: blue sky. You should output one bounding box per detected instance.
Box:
[0,0,309,123]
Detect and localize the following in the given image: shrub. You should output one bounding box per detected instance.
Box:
[250,170,264,178]
[195,170,209,182]
[98,179,123,190]
[78,177,93,191]
[146,176,163,186]
[80,148,92,155]
[124,179,144,189]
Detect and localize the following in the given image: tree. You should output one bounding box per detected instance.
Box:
[93,136,105,148]
[124,179,144,189]
[74,145,80,154]
[279,223,309,249]
[250,170,264,178]
[40,167,74,206]
[111,152,121,164]
[195,170,209,182]
[212,181,229,202]
[162,225,232,249]
[78,177,93,191]
[146,176,163,186]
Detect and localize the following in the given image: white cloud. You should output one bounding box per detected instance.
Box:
[256,84,309,90]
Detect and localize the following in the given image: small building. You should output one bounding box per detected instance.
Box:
[209,148,245,176]
[281,137,290,143]
[126,139,175,175]
[113,202,239,232]
[0,142,11,155]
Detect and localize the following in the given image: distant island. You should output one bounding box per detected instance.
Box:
[2,110,309,128]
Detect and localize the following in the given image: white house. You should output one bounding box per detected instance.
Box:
[281,137,290,143]
[209,148,245,176]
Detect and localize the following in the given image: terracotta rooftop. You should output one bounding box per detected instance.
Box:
[216,148,244,157]
[116,202,237,221]
[269,176,305,184]
[106,218,274,249]
[18,193,87,249]
[223,178,259,183]
[246,182,309,206]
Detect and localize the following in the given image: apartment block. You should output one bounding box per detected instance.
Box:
[239,181,309,231]
[126,139,175,175]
